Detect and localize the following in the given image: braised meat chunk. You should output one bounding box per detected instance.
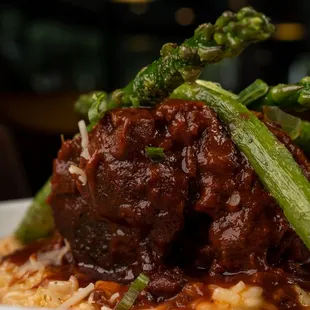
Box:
[49,99,310,298]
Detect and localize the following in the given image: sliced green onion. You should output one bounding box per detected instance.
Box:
[88,91,108,125]
[238,79,269,106]
[145,147,165,161]
[114,273,149,310]
[196,80,239,100]
[263,106,302,140]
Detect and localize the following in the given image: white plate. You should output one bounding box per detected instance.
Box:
[0,198,46,310]
[0,198,31,239]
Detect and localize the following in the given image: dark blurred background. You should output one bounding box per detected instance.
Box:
[0,0,309,201]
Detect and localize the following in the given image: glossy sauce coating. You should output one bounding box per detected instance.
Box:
[48,99,310,308]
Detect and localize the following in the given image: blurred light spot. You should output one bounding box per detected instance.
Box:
[228,0,247,11]
[175,7,195,26]
[125,35,153,52]
[112,0,152,3]
[129,3,149,15]
[274,23,306,41]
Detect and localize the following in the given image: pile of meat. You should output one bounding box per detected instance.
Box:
[49,99,310,298]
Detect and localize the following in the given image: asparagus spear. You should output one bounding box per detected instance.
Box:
[14,7,274,244]
[202,79,310,154]
[263,106,310,153]
[237,78,310,153]
[79,7,275,121]
[15,179,54,244]
[242,77,310,111]
[109,6,274,108]
[171,82,310,249]
[238,79,269,106]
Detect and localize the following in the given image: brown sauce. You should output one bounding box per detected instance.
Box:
[11,99,310,309]
[1,236,304,309]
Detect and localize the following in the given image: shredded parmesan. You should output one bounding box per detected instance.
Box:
[87,292,95,304]
[69,165,87,186]
[56,283,94,309]
[16,240,70,278]
[109,292,119,303]
[78,120,90,160]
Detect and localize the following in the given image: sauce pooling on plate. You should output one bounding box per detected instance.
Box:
[45,99,310,308]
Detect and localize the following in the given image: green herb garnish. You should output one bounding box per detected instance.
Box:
[114,273,149,310]
[145,147,165,161]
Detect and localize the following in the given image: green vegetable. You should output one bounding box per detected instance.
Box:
[196,80,238,100]
[171,82,310,250]
[114,273,149,310]
[74,91,101,119]
[108,6,274,109]
[81,7,274,122]
[15,179,54,244]
[145,147,165,161]
[246,77,310,111]
[263,106,310,153]
[87,91,108,126]
[14,6,274,244]
[237,78,310,153]
[238,79,269,106]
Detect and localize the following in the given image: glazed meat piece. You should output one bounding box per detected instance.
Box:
[49,99,310,298]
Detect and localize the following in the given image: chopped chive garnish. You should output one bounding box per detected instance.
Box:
[114,273,149,310]
[145,147,165,160]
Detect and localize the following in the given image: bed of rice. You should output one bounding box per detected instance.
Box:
[0,236,309,310]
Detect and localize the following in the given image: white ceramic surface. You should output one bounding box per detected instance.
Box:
[0,198,47,309]
[0,198,31,239]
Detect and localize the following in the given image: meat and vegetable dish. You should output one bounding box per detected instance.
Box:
[1,6,310,310]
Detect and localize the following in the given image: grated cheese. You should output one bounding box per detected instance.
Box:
[69,165,87,186]
[56,283,94,309]
[16,240,70,278]
[109,292,119,303]
[78,120,90,160]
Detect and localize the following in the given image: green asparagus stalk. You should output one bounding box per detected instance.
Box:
[15,179,54,244]
[237,78,310,153]
[243,77,310,111]
[109,6,274,108]
[14,7,274,244]
[238,79,269,106]
[81,7,275,121]
[171,82,310,249]
[263,106,310,153]
[196,80,238,99]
